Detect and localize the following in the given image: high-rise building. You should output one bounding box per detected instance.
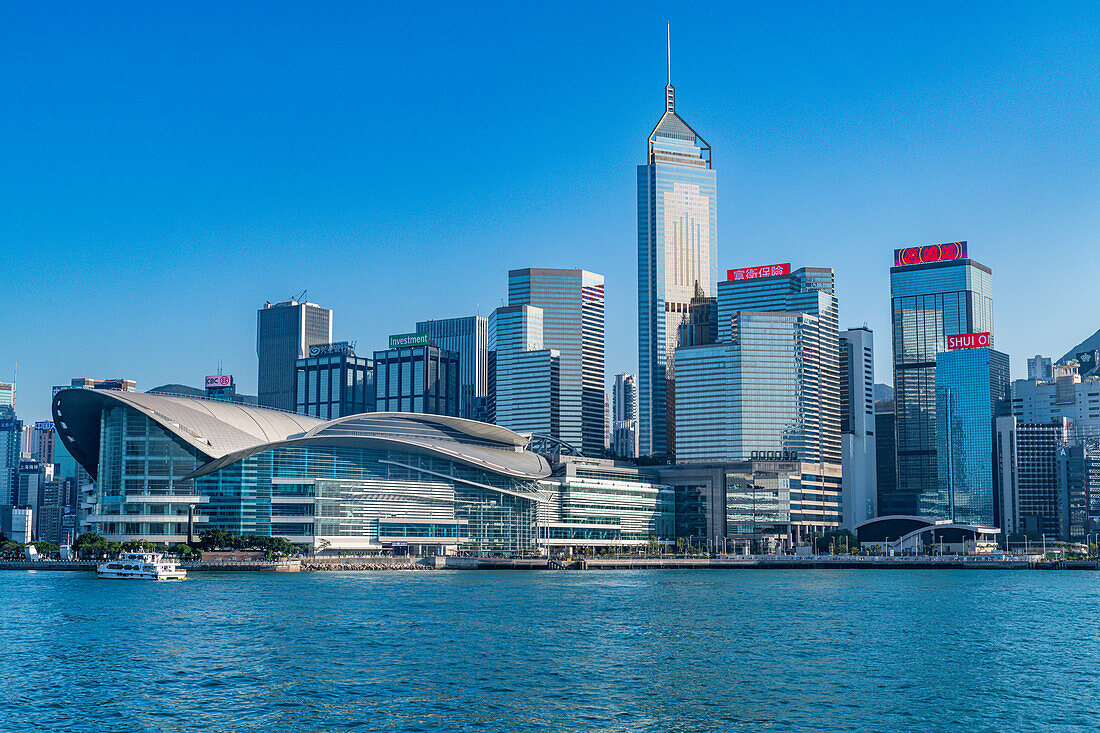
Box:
[840,327,877,528]
[0,382,13,410]
[1056,440,1100,542]
[932,345,1010,526]
[612,374,639,459]
[490,305,561,439]
[257,299,332,411]
[889,242,994,517]
[1028,355,1054,381]
[70,377,136,391]
[295,342,374,420]
[874,400,898,514]
[508,269,604,455]
[996,416,1074,539]
[637,62,717,459]
[0,413,21,505]
[373,333,460,417]
[416,316,489,421]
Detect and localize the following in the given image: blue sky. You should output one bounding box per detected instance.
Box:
[3,1,1100,422]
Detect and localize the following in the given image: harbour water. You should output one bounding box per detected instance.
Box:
[3,569,1100,731]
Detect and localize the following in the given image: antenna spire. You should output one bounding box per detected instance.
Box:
[666,24,671,85]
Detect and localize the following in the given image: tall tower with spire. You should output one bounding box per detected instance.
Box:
[637,27,718,458]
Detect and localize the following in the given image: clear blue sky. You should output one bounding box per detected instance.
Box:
[4,1,1100,423]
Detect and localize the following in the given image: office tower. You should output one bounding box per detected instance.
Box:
[373,333,460,416]
[604,392,610,452]
[676,311,827,463]
[416,316,489,421]
[295,342,374,420]
[490,305,561,438]
[0,414,21,505]
[1011,363,1100,439]
[875,400,898,514]
[31,421,55,466]
[257,299,332,411]
[707,265,841,466]
[612,374,639,459]
[508,269,604,455]
[1056,441,1100,542]
[637,61,717,459]
[840,327,878,528]
[0,382,12,409]
[889,242,993,516]
[996,416,1074,539]
[1028,355,1054,381]
[933,345,1010,526]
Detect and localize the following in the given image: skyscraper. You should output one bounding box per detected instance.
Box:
[1028,355,1054,381]
[612,373,639,459]
[295,342,374,420]
[416,316,489,421]
[840,327,877,528]
[508,269,604,455]
[490,305,561,439]
[933,345,1010,526]
[889,242,993,517]
[373,334,460,417]
[257,299,332,412]
[637,51,717,459]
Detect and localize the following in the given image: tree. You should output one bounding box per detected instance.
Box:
[73,532,109,557]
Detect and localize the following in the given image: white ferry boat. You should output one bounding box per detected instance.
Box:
[97,552,187,581]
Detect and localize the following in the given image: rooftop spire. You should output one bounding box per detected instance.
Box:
[665,24,675,112]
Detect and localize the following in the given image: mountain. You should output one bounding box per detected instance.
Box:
[1059,327,1100,364]
[873,383,894,403]
[146,383,205,397]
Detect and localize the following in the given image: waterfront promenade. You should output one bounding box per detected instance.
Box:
[4,554,1099,572]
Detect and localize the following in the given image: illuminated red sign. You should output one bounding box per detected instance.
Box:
[946,332,990,350]
[727,263,790,281]
[893,241,967,267]
[205,375,233,388]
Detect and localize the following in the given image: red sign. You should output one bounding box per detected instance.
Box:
[946,332,990,350]
[893,241,967,267]
[205,375,232,388]
[727,263,790,281]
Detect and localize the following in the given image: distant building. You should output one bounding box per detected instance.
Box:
[1,414,22,505]
[874,400,899,515]
[840,327,877,528]
[1012,364,1100,440]
[295,342,373,420]
[257,299,332,411]
[890,241,993,517]
[1056,441,1100,542]
[0,382,13,409]
[416,316,489,421]
[996,416,1073,538]
[373,334,459,417]
[70,377,136,391]
[611,374,639,459]
[0,505,33,544]
[932,346,1010,527]
[1028,355,1054,381]
[490,306,561,440]
[508,268,605,456]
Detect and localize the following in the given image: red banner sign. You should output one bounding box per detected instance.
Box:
[727,263,790,281]
[946,332,990,350]
[894,241,967,267]
[205,375,233,388]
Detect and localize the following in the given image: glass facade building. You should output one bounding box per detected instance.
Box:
[508,269,605,456]
[611,373,638,459]
[638,80,717,458]
[373,343,460,417]
[257,300,332,412]
[416,316,489,421]
[933,347,1010,526]
[490,305,561,440]
[890,252,993,516]
[295,346,374,420]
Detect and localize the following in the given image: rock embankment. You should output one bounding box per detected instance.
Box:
[301,561,434,571]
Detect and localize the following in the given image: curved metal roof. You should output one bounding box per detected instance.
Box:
[54,389,550,484]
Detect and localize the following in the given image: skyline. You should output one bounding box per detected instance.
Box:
[5,2,1100,422]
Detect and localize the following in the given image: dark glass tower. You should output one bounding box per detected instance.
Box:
[257,300,332,411]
